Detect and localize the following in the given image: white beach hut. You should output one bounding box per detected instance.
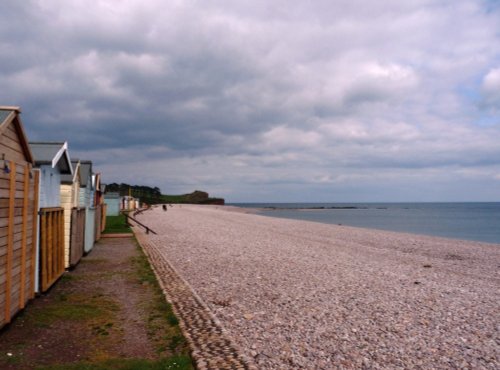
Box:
[30,142,72,293]
[60,159,85,268]
[79,160,95,253]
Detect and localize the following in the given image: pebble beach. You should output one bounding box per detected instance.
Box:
[137,204,499,369]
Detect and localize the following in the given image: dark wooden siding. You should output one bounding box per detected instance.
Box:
[69,207,85,267]
[0,116,39,329]
[39,207,64,292]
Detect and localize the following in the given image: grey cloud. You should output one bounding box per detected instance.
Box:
[1,0,499,201]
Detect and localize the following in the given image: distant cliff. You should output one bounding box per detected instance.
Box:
[106,183,161,204]
[162,190,225,205]
[105,184,225,205]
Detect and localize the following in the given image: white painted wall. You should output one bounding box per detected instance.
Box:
[33,169,41,293]
[80,173,95,253]
[38,165,62,208]
[84,207,95,253]
[79,176,93,208]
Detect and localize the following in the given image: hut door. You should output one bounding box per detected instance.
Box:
[69,207,85,267]
[38,207,65,292]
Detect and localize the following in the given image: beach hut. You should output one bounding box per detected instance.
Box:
[79,160,95,253]
[93,173,106,241]
[104,192,120,216]
[121,195,140,211]
[30,142,72,293]
[0,106,39,329]
[60,159,85,268]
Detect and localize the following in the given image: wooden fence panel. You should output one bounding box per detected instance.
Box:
[39,207,65,292]
[69,208,85,267]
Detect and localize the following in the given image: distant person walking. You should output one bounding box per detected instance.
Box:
[162,204,167,211]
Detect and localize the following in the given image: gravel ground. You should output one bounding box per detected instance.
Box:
[138,204,499,369]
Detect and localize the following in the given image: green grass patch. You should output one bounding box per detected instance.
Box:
[130,244,189,356]
[103,214,132,234]
[37,355,193,370]
[26,292,118,328]
[160,194,187,203]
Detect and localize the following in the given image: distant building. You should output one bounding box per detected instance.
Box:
[104,192,121,216]
[121,195,140,211]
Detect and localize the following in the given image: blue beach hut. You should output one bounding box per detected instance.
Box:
[104,192,120,216]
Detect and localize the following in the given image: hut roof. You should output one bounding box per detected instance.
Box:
[30,141,73,175]
[0,106,34,163]
[79,160,93,188]
[61,159,81,184]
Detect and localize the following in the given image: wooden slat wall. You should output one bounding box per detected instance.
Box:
[60,184,72,268]
[39,207,65,292]
[69,208,85,267]
[4,161,16,323]
[0,160,38,329]
[94,204,102,242]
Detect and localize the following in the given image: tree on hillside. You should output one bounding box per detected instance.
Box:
[106,183,162,203]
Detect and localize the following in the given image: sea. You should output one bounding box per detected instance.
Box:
[230,202,500,245]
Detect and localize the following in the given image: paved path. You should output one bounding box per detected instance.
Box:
[135,230,258,370]
[0,235,190,369]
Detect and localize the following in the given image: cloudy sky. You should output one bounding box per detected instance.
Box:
[1,0,499,202]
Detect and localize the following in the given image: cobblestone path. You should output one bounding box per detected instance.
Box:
[135,232,258,370]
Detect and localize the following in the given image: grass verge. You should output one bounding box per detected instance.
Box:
[102,214,132,234]
[26,291,118,329]
[130,242,189,357]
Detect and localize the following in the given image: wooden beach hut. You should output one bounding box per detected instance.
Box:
[60,159,85,268]
[79,160,95,253]
[30,142,72,293]
[93,173,106,242]
[121,195,140,211]
[0,106,39,329]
